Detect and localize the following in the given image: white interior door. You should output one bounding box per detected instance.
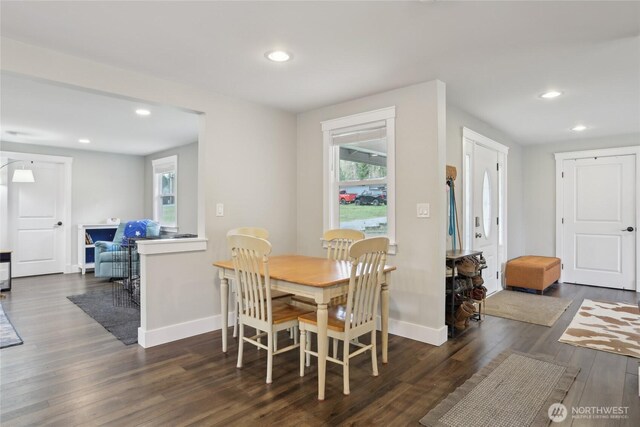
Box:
[472,144,500,295]
[562,155,636,290]
[9,161,65,277]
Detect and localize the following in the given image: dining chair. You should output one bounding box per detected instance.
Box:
[298,236,389,395]
[227,227,291,339]
[228,234,312,384]
[292,228,365,307]
[323,229,365,306]
[292,228,366,358]
[323,228,365,261]
[226,227,269,240]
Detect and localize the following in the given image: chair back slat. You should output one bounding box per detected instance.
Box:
[323,229,365,261]
[227,227,269,240]
[344,237,388,331]
[228,234,272,324]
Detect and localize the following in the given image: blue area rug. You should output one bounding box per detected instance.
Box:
[0,303,23,349]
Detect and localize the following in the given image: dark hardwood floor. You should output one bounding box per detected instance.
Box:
[1,274,638,426]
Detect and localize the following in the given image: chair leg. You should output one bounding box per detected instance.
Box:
[233,300,238,338]
[266,330,274,384]
[274,330,278,352]
[333,338,338,359]
[306,331,311,367]
[299,326,306,377]
[343,338,350,395]
[293,326,298,345]
[236,323,244,368]
[371,330,378,376]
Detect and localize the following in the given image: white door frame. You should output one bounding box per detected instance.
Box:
[555,146,640,292]
[1,151,73,274]
[462,128,509,285]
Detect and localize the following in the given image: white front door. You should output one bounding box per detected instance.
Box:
[562,155,636,290]
[9,161,66,277]
[472,144,500,295]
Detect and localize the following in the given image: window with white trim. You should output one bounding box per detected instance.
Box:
[322,107,396,246]
[152,155,178,229]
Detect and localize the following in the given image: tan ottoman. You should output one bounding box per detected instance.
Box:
[505,256,561,294]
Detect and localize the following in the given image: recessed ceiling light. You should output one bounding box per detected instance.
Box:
[78,138,91,144]
[540,91,563,99]
[572,125,587,132]
[265,50,292,62]
[136,108,151,116]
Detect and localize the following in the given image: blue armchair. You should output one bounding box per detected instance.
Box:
[94,220,161,278]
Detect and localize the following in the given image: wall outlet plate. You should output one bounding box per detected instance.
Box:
[216,203,224,217]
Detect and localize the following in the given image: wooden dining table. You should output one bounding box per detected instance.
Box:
[213,254,396,400]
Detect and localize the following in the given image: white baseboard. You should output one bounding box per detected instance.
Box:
[138,312,235,348]
[138,312,447,348]
[382,317,448,346]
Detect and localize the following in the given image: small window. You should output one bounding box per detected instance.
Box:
[322,107,395,246]
[152,155,178,229]
[336,127,388,236]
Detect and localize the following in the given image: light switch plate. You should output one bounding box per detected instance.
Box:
[216,203,224,217]
[417,203,430,218]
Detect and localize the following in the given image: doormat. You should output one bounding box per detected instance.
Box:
[68,289,140,345]
[0,304,23,349]
[484,290,572,327]
[559,299,640,359]
[419,351,579,427]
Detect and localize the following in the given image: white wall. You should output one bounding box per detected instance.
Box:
[0,141,144,268]
[296,80,448,345]
[446,105,525,259]
[144,142,198,234]
[0,162,8,280]
[523,133,640,256]
[1,38,298,344]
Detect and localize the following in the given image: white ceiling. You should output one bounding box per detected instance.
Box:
[1,1,639,145]
[0,73,200,156]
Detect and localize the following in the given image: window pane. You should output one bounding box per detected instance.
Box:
[161,172,175,195]
[161,195,175,206]
[339,184,387,236]
[162,204,176,225]
[335,127,387,182]
[161,194,176,226]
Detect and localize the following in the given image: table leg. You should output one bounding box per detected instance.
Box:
[381,281,389,364]
[220,276,229,353]
[316,302,328,400]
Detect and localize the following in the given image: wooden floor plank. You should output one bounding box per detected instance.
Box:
[1,274,638,426]
[575,350,629,427]
[620,372,640,427]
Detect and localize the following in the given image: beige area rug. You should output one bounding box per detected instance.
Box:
[558,299,640,359]
[484,290,573,327]
[419,350,579,427]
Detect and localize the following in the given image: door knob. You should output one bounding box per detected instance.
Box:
[621,226,634,232]
[55,221,63,226]
[475,233,483,238]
